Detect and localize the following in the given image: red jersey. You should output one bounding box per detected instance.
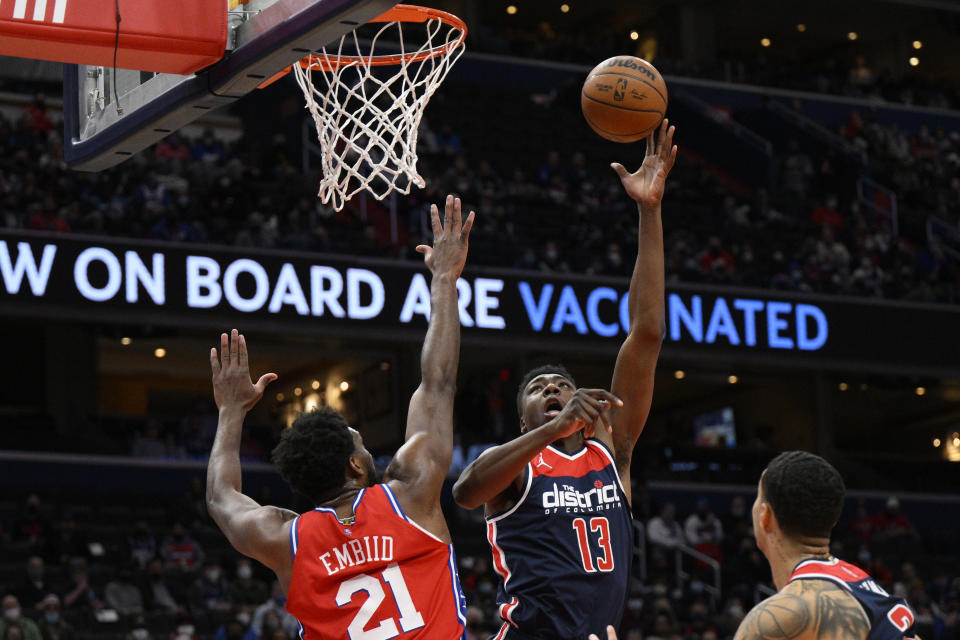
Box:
[286,484,466,640]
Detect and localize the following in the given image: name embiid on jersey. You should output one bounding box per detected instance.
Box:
[286,484,466,640]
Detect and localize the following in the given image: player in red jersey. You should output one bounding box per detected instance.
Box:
[205,195,475,640]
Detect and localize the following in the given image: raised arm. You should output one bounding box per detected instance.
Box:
[206,330,293,580]
[606,119,676,481]
[385,196,474,522]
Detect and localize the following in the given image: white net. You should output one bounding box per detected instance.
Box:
[292,8,466,211]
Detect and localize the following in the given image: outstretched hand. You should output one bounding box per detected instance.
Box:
[210,329,277,412]
[588,626,619,640]
[416,194,475,278]
[611,118,677,211]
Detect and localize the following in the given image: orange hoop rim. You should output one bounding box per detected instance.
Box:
[306,4,465,71]
[258,3,466,87]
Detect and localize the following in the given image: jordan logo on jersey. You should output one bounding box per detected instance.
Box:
[542,481,621,514]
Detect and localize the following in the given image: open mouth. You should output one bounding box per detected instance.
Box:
[544,399,564,419]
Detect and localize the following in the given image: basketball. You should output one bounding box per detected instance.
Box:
[581,55,668,143]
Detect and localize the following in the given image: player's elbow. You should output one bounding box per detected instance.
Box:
[629,316,666,343]
[452,477,481,511]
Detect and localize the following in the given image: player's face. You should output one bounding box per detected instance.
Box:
[520,374,576,432]
[349,428,378,487]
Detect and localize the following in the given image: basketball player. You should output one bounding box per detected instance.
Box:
[589,452,918,640]
[205,195,474,640]
[453,119,677,640]
[734,451,918,640]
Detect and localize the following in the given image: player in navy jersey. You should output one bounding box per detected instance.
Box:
[734,451,918,640]
[453,119,677,640]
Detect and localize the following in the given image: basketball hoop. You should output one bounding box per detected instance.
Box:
[282,4,466,211]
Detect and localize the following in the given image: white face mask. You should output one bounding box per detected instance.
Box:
[4,607,21,621]
[237,565,252,580]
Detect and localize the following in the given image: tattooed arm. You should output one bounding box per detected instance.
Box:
[734,580,870,640]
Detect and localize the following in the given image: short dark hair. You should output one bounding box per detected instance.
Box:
[516,364,577,416]
[272,407,355,505]
[761,451,845,539]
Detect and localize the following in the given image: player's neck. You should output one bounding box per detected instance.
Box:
[555,432,585,453]
[315,482,367,520]
[770,536,831,591]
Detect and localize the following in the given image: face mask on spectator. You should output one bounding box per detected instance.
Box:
[45,612,60,624]
[237,565,252,580]
[728,605,744,618]
[205,568,221,583]
[236,612,251,626]
[28,567,43,581]
[4,607,21,621]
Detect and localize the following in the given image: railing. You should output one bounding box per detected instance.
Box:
[857,177,900,239]
[632,520,647,583]
[768,100,867,163]
[674,90,774,157]
[674,544,722,606]
[927,216,960,262]
[754,582,776,604]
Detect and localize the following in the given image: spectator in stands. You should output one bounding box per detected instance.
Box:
[36,594,72,640]
[698,237,736,280]
[848,56,876,92]
[60,559,102,614]
[0,595,41,640]
[2,624,24,640]
[684,499,724,555]
[847,500,875,544]
[12,495,49,551]
[24,95,55,135]
[213,614,257,640]
[140,558,185,616]
[131,421,171,459]
[191,130,225,164]
[227,560,268,608]
[155,134,191,161]
[105,564,145,617]
[128,521,157,569]
[873,496,918,548]
[187,560,231,618]
[43,514,87,566]
[647,503,685,549]
[160,522,204,572]
[781,140,814,199]
[811,195,845,232]
[14,557,57,612]
[251,583,298,639]
[174,476,211,530]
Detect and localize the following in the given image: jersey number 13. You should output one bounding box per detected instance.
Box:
[572,517,615,573]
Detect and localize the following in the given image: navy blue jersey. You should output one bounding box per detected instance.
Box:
[789,557,918,640]
[485,439,633,640]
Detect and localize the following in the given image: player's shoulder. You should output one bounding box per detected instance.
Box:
[736,581,869,640]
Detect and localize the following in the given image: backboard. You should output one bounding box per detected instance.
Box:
[63,0,394,171]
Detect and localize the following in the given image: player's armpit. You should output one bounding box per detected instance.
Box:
[209,497,293,573]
